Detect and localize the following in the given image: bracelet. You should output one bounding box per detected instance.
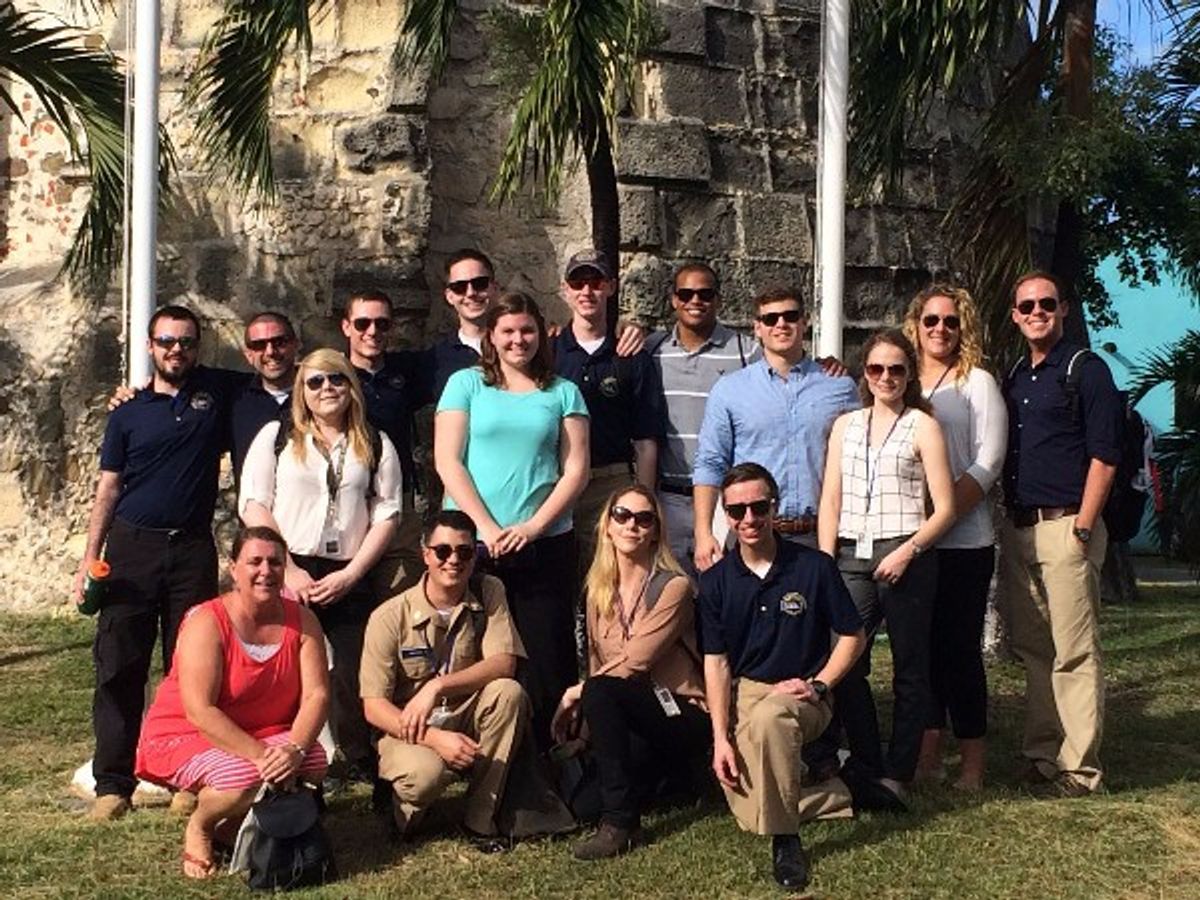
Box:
[285,740,305,757]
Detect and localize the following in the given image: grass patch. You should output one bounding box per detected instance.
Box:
[0,589,1198,898]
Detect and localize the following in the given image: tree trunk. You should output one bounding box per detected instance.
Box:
[585,118,621,329]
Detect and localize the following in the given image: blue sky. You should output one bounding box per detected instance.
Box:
[1096,0,1175,65]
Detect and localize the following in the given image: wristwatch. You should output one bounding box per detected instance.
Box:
[808,679,829,702]
[1073,526,1092,544]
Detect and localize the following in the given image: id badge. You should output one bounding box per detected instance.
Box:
[427,703,452,729]
[855,532,874,560]
[319,524,340,557]
[653,683,682,718]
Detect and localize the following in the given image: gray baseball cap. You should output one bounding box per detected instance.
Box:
[563,249,614,280]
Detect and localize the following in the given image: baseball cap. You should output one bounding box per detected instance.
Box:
[563,249,613,280]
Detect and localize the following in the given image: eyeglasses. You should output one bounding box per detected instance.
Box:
[724,499,773,520]
[428,543,475,563]
[351,317,392,333]
[447,275,492,295]
[245,335,294,352]
[1015,296,1059,316]
[921,314,960,330]
[675,287,717,303]
[756,309,802,327]
[566,276,607,292]
[152,335,198,351]
[304,372,349,391]
[865,363,908,380]
[609,505,658,529]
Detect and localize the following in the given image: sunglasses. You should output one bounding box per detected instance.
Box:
[865,363,909,380]
[566,276,607,292]
[447,275,492,295]
[1015,296,1059,316]
[610,505,658,529]
[152,335,198,351]
[675,287,718,303]
[921,314,960,330]
[428,543,475,563]
[757,309,802,327]
[351,316,392,333]
[245,335,293,352]
[724,499,773,521]
[304,372,349,391]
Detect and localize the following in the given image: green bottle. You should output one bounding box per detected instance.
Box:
[78,560,111,616]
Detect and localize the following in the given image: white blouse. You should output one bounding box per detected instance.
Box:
[837,407,926,540]
[238,421,402,560]
[926,366,1007,549]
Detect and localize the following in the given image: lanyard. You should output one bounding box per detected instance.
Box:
[432,608,472,676]
[864,407,905,513]
[615,572,652,643]
[923,363,954,399]
[314,437,348,530]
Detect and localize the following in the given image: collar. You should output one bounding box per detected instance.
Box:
[1018,337,1074,374]
[559,324,614,355]
[729,536,792,582]
[668,322,736,352]
[406,573,484,629]
[757,354,814,379]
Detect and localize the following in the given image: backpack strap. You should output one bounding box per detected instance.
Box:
[644,330,671,357]
[1060,349,1096,426]
[641,569,679,614]
[736,331,748,367]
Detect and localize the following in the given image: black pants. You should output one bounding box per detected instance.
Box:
[834,536,937,782]
[92,519,217,798]
[579,675,711,828]
[927,546,995,739]
[292,554,378,769]
[482,531,578,754]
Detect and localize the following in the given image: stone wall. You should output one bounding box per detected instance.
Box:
[0,0,978,611]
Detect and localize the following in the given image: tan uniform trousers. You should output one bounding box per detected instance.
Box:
[368,508,424,602]
[378,678,529,836]
[999,515,1106,791]
[722,677,838,835]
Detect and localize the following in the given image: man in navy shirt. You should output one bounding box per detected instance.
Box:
[1000,270,1123,797]
[229,312,300,478]
[699,463,865,890]
[429,249,497,401]
[72,305,243,820]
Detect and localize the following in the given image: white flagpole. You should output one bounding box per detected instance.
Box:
[127,0,160,386]
[814,0,850,360]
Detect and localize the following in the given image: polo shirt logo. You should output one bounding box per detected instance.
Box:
[388,374,406,390]
[599,375,620,398]
[779,592,807,616]
[189,391,213,411]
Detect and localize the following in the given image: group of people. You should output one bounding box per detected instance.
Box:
[71,248,1125,889]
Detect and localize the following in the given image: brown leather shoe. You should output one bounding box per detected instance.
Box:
[573,822,639,860]
[89,794,131,821]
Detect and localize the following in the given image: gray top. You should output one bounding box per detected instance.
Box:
[650,323,761,486]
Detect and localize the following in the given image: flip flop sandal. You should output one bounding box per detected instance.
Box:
[182,850,215,879]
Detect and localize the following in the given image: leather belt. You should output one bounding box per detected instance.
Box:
[591,462,633,479]
[1009,505,1080,528]
[775,517,816,536]
[659,482,693,497]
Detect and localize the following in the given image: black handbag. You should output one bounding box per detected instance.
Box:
[244,785,337,891]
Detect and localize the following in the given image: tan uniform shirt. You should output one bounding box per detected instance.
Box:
[360,573,526,708]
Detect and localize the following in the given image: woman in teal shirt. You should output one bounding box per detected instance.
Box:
[436,292,590,749]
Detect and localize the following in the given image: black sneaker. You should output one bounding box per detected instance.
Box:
[573,822,639,861]
[771,834,810,890]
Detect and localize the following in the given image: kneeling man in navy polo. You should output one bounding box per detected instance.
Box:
[699,463,866,890]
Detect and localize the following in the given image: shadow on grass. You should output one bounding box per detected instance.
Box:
[0,639,91,669]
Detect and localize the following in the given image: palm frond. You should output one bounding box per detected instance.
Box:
[396,0,460,79]
[1158,0,1200,124]
[186,0,331,200]
[1127,329,1200,405]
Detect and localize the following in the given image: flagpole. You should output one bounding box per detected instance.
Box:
[814,0,849,360]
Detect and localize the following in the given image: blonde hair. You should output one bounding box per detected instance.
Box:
[584,485,686,620]
[288,348,374,467]
[902,284,985,383]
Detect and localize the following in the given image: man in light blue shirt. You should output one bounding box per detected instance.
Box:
[693,286,859,571]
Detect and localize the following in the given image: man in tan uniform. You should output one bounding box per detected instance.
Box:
[697,464,866,890]
[361,509,529,841]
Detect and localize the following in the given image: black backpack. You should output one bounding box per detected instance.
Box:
[245,785,337,891]
[1062,349,1153,543]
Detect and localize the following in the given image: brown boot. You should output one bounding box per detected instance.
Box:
[573,822,639,860]
[89,794,131,821]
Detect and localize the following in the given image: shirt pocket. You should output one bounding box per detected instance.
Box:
[399,647,434,681]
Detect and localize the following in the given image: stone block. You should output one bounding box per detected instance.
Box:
[712,259,812,324]
[194,243,239,300]
[382,180,432,247]
[272,120,335,180]
[845,206,933,269]
[775,0,821,19]
[751,75,806,132]
[619,253,674,322]
[708,134,768,192]
[618,186,662,249]
[662,192,737,257]
[338,0,405,51]
[742,193,811,261]
[339,115,427,173]
[615,119,710,183]
[705,7,757,69]
[762,16,819,76]
[769,141,816,192]
[306,65,374,114]
[388,60,431,111]
[655,4,706,58]
[657,62,748,126]
[842,267,934,323]
[171,0,224,49]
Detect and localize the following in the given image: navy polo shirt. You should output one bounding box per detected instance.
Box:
[1003,340,1124,509]
[430,334,480,401]
[698,538,862,683]
[230,375,289,479]
[99,366,242,530]
[552,328,666,467]
[356,351,434,490]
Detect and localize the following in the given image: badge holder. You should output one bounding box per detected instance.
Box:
[653,683,682,717]
[319,524,340,557]
[854,532,874,561]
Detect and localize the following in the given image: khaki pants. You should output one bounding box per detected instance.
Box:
[998,515,1106,790]
[368,509,424,603]
[722,678,837,835]
[378,678,529,836]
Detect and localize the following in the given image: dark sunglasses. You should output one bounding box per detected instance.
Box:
[610,505,658,529]
[429,543,475,563]
[921,314,960,330]
[757,309,802,327]
[351,316,392,333]
[1015,296,1059,316]
[152,335,198,351]
[304,372,349,391]
[675,287,717,303]
[245,335,294,352]
[865,363,909,380]
[724,499,773,521]
[567,276,607,292]
[447,275,492,295]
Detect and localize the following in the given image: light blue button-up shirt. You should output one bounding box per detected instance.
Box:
[693,357,860,519]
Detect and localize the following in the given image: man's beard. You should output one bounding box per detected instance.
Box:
[154,357,192,386]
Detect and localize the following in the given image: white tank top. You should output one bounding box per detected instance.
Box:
[838,407,926,539]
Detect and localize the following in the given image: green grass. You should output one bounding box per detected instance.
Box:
[1,589,1199,899]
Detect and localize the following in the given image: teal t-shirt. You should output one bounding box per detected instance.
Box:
[437,367,589,535]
